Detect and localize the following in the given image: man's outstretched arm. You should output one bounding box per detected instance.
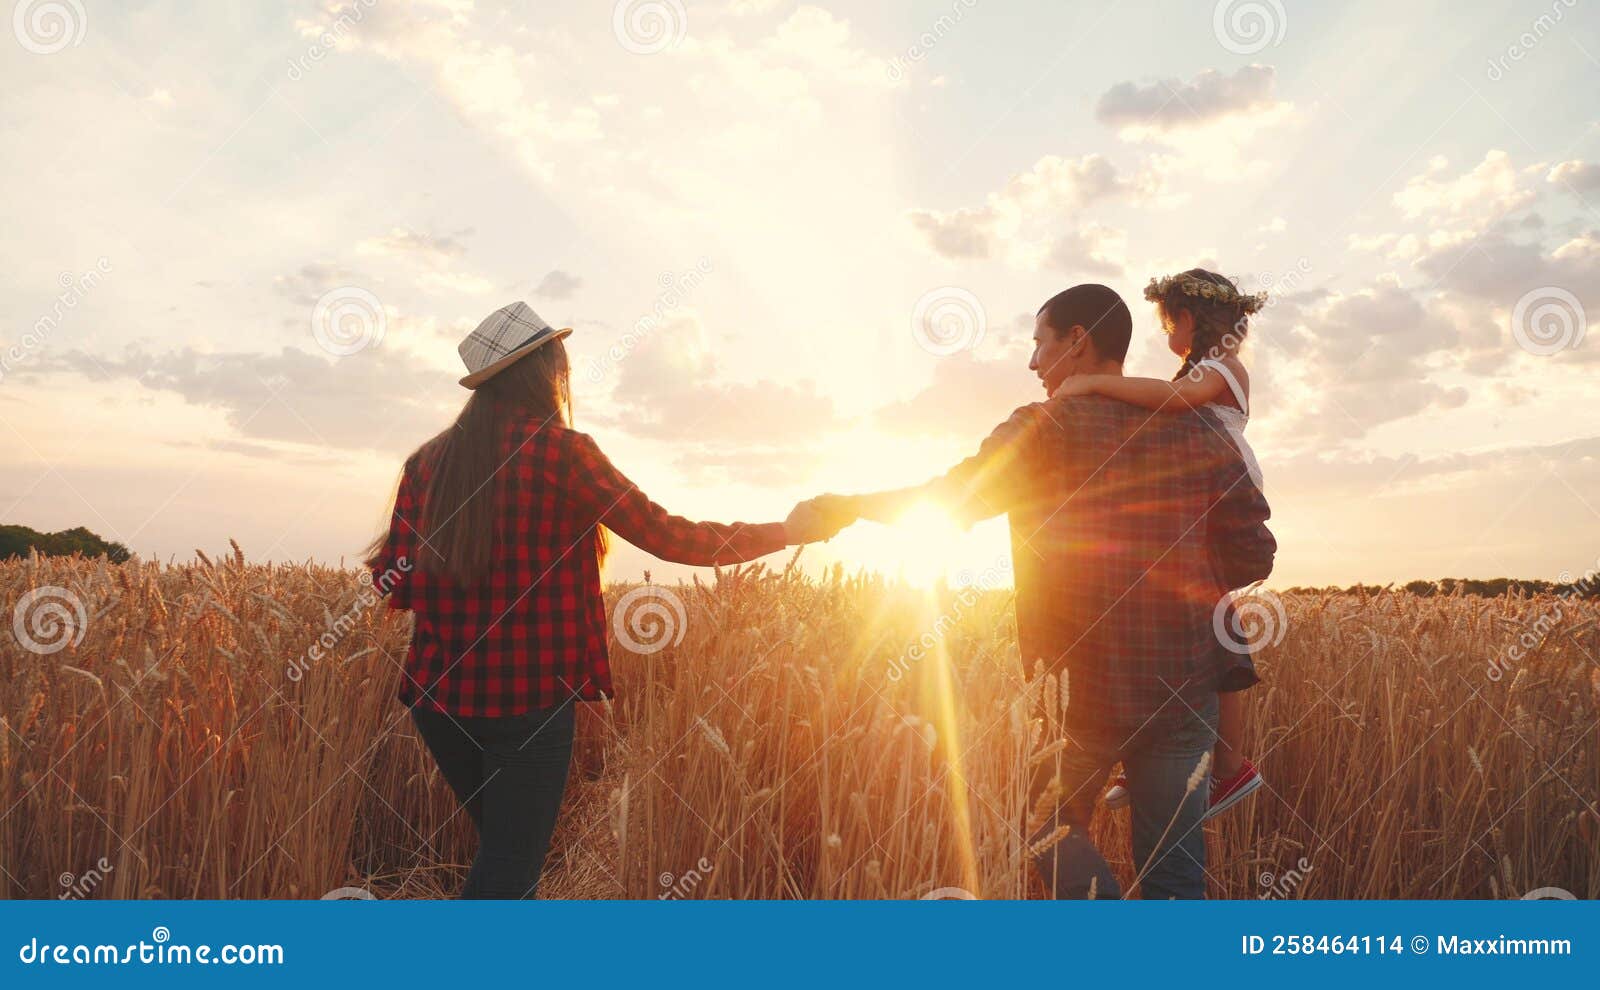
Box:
[821,404,1046,529]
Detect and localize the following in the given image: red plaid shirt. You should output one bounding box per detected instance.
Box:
[925,394,1275,742]
[368,411,788,716]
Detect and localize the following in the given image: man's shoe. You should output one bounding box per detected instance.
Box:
[1206,758,1263,819]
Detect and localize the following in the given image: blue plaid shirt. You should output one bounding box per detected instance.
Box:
[925,394,1275,742]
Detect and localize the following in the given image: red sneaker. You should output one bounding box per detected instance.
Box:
[1207,758,1263,819]
[1103,772,1130,809]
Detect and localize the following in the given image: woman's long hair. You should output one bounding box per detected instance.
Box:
[365,338,605,586]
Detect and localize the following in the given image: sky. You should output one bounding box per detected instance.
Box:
[2,0,1598,589]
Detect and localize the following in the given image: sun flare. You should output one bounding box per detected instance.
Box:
[883,500,966,586]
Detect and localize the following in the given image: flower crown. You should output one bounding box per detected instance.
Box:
[1144,272,1267,314]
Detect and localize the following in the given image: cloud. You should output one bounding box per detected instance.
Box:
[534,269,583,299]
[1270,434,1600,501]
[1090,65,1293,180]
[907,153,1153,270]
[356,227,468,265]
[1394,150,1536,228]
[671,444,825,488]
[586,316,844,484]
[33,343,455,455]
[418,271,493,294]
[1412,230,1599,365]
[1266,279,1469,445]
[314,2,891,184]
[273,263,372,307]
[1547,160,1600,193]
[1415,229,1599,305]
[1047,224,1128,277]
[908,207,994,260]
[561,306,853,489]
[874,350,1038,439]
[1095,64,1282,132]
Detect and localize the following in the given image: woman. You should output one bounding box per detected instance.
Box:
[365,301,831,899]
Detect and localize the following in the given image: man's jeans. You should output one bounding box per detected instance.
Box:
[411,703,576,900]
[1028,695,1218,899]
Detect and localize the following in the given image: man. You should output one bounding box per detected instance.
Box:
[816,283,1275,898]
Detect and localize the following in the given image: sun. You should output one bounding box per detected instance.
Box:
[881,499,966,586]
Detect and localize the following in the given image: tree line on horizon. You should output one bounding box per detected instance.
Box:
[1285,577,1598,600]
[1,524,131,564]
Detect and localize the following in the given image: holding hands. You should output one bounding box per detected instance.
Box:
[783,494,862,544]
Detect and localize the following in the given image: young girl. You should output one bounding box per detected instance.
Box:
[1054,268,1267,820]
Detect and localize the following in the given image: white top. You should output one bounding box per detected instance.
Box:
[1197,358,1263,491]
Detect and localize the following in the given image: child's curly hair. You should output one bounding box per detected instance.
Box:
[1144,269,1267,380]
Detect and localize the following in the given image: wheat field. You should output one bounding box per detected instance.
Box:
[1,550,1596,900]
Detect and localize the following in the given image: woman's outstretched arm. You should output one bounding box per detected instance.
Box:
[563,429,807,564]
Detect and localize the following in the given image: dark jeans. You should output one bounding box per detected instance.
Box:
[1028,695,1219,900]
[411,702,576,900]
